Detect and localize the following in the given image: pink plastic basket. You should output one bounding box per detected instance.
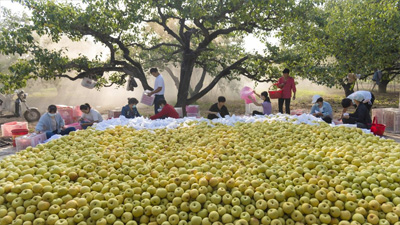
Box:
[240,87,257,104]
[72,105,82,118]
[57,105,74,125]
[186,105,199,114]
[1,121,28,137]
[15,133,47,151]
[141,93,155,106]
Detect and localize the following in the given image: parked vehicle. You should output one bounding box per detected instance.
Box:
[0,90,41,122]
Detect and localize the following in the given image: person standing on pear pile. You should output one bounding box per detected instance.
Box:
[276,68,296,114]
[147,68,165,115]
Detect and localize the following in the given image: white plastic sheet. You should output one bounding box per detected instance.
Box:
[92,113,365,132]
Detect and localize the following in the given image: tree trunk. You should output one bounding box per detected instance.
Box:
[176,52,196,109]
[342,83,354,97]
[378,80,389,93]
[190,67,207,97]
[377,73,391,93]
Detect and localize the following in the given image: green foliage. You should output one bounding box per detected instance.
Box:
[276,0,400,90]
[0,0,303,104]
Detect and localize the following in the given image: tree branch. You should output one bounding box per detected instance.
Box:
[128,42,182,50]
[186,56,249,104]
[155,6,184,45]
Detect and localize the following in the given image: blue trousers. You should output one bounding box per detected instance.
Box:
[154,95,165,114]
[46,127,76,139]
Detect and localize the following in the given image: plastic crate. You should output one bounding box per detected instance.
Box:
[187,113,200,118]
[56,105,74,125]
[245,103,263,116]
[291,109,307,116]
[186,105,199,114]
[15,133,47,151]
[140,92,155,106]
[174,108,183,118]
[1,121,28,137]
[81,77,97,89]
[382,108,400,133]
[372,108,384,125]
[108,110,121,119]
[72,106,82,118]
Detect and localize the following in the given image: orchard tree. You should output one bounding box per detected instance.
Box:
[0,0,303,107]
[276,0,400,95]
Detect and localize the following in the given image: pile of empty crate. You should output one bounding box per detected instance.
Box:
[372,108,400,133]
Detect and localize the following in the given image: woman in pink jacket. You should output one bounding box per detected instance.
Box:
[276,68,296,114]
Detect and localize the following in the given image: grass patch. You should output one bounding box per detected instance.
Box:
[30,88,58,98]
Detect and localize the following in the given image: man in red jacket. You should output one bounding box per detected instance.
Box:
[150,99,180,120]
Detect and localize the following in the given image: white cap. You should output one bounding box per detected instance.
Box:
[311,95,321,104]
[353,93,364,102]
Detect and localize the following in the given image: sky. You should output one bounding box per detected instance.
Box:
[0,0,274,54]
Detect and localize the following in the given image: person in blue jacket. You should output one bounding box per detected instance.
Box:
[35,105,76,138]
[121,98,141,118]
[310,95,333,123]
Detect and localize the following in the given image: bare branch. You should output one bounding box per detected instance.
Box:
[155,6,184,45]
[128,42,182,50]
[186,56,249,104]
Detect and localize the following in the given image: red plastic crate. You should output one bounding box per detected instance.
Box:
[56,105,74,125]
[108,110,121,119]
[1,121,28,137]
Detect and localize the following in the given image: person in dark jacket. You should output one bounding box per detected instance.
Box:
[121,98,141,118]
[341,94,372,128]
[207,96,230,120]
[150,99,179,120]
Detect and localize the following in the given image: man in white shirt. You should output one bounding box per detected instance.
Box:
[147,68,165,114]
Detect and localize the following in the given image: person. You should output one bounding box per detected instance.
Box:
[35,105,76,139]
[249,91,272,116]
[79,103,103,129]
[276,68,296,114]
[207,96,230,120]
[146,68,165,114]
[310,95,333,123]
[347,90,375,112]
[341,94,372,128]
[121,98,141,118]
[150,99,179,120]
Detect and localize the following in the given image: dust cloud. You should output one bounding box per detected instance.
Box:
[24,36,341,113]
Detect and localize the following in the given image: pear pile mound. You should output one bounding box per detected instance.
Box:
[1,121,400,225]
